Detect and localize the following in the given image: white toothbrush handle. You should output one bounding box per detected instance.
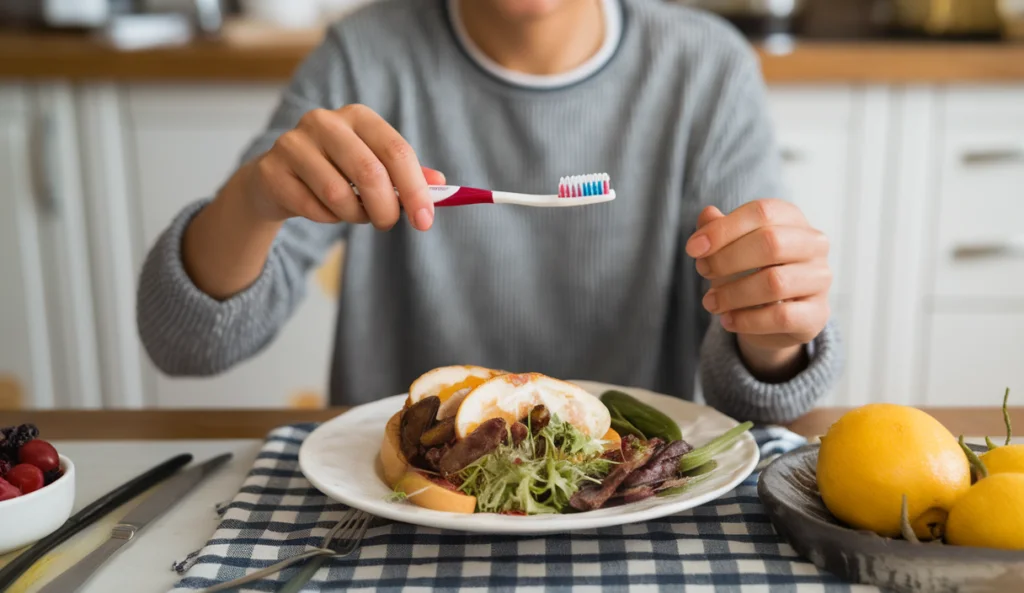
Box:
[492,190,616,207]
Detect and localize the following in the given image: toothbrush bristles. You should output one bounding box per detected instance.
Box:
[558,173,612,198]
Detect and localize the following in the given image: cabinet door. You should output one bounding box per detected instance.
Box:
[767,87,864,407]
[767,87,855,299]
[924,312,1024,407]
[931,86,1024,301]
[126,85,338,409]
[0,84,102,409]
[0,86,54,409]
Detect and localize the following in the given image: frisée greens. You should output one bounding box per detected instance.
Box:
[456,415,615,514]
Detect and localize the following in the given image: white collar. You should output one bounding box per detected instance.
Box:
[447,0,622,89]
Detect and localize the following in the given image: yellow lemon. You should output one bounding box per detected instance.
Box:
[980,444,1024,476]
[945,473,1024,550]
[816,403,971,540]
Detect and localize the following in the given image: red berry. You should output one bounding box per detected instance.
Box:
[19,439,59,472]
[0,476,22,501]
[6,464,44,494]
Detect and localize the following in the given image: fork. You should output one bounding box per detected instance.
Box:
[197,509,373,593]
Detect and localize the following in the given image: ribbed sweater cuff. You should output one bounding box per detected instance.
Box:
[699,318,843,425]
[136,199,279,375]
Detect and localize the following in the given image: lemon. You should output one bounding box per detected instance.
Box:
[980,444,1024,476]
[816,403,971,540]
[946,473,1024,550]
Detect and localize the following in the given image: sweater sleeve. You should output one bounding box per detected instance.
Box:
[686,36,844,424]
[136,30,350,377]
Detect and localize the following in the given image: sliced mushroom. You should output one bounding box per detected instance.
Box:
[400,396,440,461]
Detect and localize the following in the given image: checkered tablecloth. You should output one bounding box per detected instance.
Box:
[169,423,876,592]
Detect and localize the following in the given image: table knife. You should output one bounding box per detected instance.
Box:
[38,453,233,593]
[0,453,193,590]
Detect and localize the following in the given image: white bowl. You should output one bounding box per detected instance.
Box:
[0,455,76,554]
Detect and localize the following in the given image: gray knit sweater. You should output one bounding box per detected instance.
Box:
[136,0,842,423]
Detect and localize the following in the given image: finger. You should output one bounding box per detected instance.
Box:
[423,167,446,185]
[350,109,434,231]
[695,226,829,279]
[276,130,369,224]
[720,295,830,339]
[696,205,724,229]
[254,154,339,224]
[702,260,831,314]
[316,122,400,230]
[685,199,805,259]
[695,206,729,289]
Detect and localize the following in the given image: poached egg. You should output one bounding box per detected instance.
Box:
[407,365,506,420]
[455,373,611,440]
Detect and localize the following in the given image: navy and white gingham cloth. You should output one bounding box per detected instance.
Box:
[170,424,876,592]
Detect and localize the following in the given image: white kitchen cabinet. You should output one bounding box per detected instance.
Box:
[767,86,889,407]
[0,84,103,409]
[921,86,1024,406]
[931,87,1024,301]
[121,84,339,409]
[881,85,1024,407]
[768,87,856,298]
[924,311,1024,407]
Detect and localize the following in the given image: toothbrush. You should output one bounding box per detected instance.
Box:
[352,173,615,208]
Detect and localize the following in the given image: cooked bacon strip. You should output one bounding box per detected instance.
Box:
[438,418,507,476]
[570,435,657,511]
[621,439,692,488]
[621,485,657,504]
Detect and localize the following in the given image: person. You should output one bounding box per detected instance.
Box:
[136,0,841,424]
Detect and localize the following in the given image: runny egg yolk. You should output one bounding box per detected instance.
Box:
[436,376,487,403]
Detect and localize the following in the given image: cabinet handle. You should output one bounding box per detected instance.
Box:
[31,111,61,215]
[953,237,1024,259]
[961,148,1024,165]
[780,148,802,163]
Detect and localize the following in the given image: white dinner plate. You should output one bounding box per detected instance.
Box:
[298,380,760,534]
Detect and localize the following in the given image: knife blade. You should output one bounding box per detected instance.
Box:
[0,453,193,590]
[37,453,233,593]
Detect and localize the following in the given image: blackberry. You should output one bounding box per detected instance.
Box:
[0,458,10,478]
[44,469,63,485]
[8,424,39,450]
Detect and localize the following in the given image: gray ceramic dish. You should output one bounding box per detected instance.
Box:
[757,444,1024,593]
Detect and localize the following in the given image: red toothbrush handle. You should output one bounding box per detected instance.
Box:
[428,186,494,207]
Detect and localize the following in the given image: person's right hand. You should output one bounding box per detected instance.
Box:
[242,104,444,231]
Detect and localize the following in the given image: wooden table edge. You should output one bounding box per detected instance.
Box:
[3,407,1020,441]
[2,34,1024,82]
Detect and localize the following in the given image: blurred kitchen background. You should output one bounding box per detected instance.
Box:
[1,0,1023,411]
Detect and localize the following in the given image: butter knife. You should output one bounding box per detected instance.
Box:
[38,453,233,593]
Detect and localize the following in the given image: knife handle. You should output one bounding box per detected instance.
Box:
[0,453,193,590]
[35,533,133,593]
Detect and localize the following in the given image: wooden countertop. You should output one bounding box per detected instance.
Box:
[2,31,1024,83]
[4,407,1021,440]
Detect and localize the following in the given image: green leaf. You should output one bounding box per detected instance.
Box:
[677,422,753,473]
[457,414,613,515]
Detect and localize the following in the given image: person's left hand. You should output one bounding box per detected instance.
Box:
[685,199,831,379]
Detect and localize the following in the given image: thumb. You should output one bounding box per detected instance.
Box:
[697,205,724,229]
[422,166,446,185]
